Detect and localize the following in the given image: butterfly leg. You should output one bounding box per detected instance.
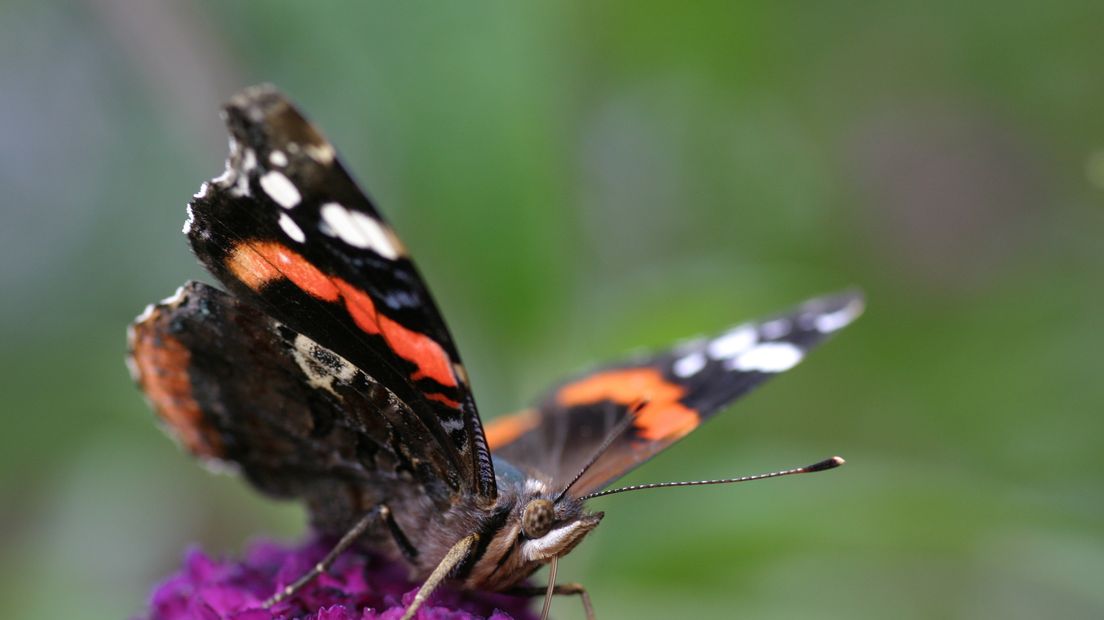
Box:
[507,582,596,620]
[400,532,479,620]
[263,504,406,608]
[379,504,419,562]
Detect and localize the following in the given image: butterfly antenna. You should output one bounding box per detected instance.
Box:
[579,456,845,501]
[554,399,649,503]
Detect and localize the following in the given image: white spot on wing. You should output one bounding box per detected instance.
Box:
[278,213,306,243]
[215,142,252,197]
[211,138,238,186]
[707,325,757,361]
[134,303,156,324]
[192,182,210,200]
[182,204,195,234]
[241,148,257,171]
[268,150,288,167]
[727,342,804,373]
[291,334,358,397]
[814,297,865,333]
[212,167,233,186]
[319,202,399,259]
[759,318,791,340]
[233,176,250,196]
[673,351,707,378]
[260,171,301,208]
[305,143,335,164]
[159,285,187,306]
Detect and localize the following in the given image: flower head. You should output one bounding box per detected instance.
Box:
[144,537,536,620]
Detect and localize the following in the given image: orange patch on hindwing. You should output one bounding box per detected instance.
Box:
[556,368,700,441]
[483,409,540,449]
[131,327,222,458]
[227,241,458,393]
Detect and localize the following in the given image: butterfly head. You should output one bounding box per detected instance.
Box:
[468,473,602,590]
[516,490,603,564]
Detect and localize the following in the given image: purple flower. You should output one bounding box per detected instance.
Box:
[143,537,537,620]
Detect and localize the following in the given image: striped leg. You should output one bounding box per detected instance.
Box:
[263,504,412,608]
[400,533,479,620]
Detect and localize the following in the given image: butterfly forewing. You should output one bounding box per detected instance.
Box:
[185,85,496,499]
[487,291,864,496]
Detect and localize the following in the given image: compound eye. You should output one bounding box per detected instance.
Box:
[521,498,555,539]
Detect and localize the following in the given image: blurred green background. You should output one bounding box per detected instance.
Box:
[2,2,1102,618]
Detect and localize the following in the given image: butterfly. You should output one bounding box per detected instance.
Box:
[127,84,863,620]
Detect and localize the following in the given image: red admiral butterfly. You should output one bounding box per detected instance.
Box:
[128,85,863,619]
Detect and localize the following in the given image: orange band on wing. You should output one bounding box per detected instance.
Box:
[334,280,458,389]
[556,368,700,441]
[227,240,459,393]
[424,392,462,409]
[131,327,222,458]
[228,242,340,301]
[633,401,700,442]
[226,243,283,291]
[483,409,540,450]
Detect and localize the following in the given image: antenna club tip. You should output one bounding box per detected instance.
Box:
[805,456,845,472]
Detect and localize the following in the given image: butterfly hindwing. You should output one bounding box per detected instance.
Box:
[487,291,864,496]
[127,281,465,523]
[185,86,496,499]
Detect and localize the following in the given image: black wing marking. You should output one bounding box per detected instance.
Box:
[487,291,864,496]
[185,85,495,499]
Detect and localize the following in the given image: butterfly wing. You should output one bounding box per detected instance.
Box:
[487,291,864,496]
[185,85,495,499]
[127,281,463,528]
